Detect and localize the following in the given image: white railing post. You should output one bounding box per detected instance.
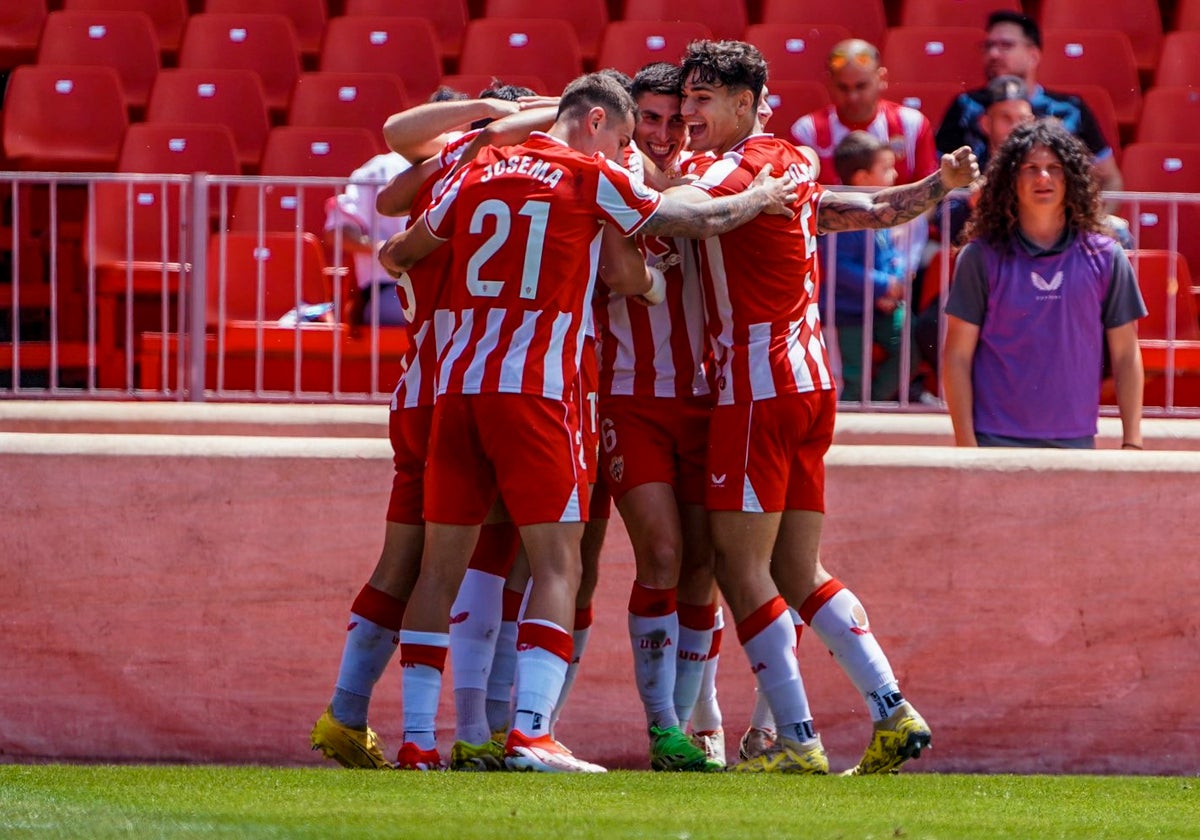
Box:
[187,173,209,402]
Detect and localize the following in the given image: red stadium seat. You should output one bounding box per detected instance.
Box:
[1138,87,1200,144]
[229,126,381,244]
[1126,250,1200,343]
[884,80,969,128]
[621,0,745,42]
[744,23,853,85]
[1039,29,1142,130]
[0,0,47,70]
[1128,248,1200,408]
[763,80,831,146]
[205,0,326,59]
[439,73,548,96]
[899,0,1020,29]
[37,10,161,113]
[178,13,302,114]
[206,231,330,325]
[459,18,583,95]
[62,0,188,58]
[146,68,271,172]
[343,0,469,62]
[1039,0,1162,75]
[119,122,240,175]
[1120,143,1200,280]
[1176,0,1200,30]
[287,71,408,134]
[485,0,608,65]
[1,64,128,171]
[760,0,888,51]
[320,16,441,103]
[1154,31,1200,89]
[596,20,712,79]
[882,26,986,87]
[1046,83,1122,163]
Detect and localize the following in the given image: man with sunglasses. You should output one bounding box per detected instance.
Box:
[934,10,1122,195]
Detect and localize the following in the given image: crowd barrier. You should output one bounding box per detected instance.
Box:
[1,410,1197,774]
[3,172,1200,413]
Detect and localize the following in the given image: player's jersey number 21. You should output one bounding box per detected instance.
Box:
[466,199,550,300]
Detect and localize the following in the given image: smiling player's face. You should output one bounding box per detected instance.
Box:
[680,70,753,155]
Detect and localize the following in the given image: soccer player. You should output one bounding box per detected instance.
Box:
[593,61,724,771]
[675,40,978,774]
[309,124,479,771]
[310,86,547,771]
[379,71,799,773]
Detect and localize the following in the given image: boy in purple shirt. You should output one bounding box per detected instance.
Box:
[943,120,1146,449]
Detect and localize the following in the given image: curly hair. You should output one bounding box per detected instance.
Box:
[680,40,766,104]
[962,119,1108,247]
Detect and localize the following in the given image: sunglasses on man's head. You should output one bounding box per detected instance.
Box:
[828,50,874,72]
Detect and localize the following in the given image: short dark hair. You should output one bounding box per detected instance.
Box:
[630,62,682,101]
[470,82,538,129]
[986,10,1041,48]
[984,74,1029,108]
[557,72,637,124]
[429,86,468,103]
[833,130,888,184]
[680,40,766,105]
[597,67,634,93]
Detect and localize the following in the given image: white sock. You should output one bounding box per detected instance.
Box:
[739,598,814,740]
[674,602,715,730]
[511,619,571,738]
[450,568,505,743]
[628,583,679,730]
[802,580,899,722]
[331,613,398,728]
[399,629,448,751]
[749,687,775,732]
[485,618,518,733]
[689,606,724,733]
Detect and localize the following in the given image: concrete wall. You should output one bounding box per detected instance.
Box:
[1,409,1198,774]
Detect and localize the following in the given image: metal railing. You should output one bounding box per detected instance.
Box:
[3,172,1200,415]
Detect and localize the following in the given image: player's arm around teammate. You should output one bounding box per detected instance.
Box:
[816,146,979,232]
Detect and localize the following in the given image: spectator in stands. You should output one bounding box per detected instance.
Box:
[935,10,1122,196]
[792,39,938,401]
[942,119,1146,449]
[916,74,1037,384]
[792,39,938,188]
[324,152,411,328]
[830,131,909,402]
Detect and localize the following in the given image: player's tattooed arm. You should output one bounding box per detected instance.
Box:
[818,146,979,233]
[641,163,798,239]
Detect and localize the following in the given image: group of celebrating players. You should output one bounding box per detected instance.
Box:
[310,38,979,774]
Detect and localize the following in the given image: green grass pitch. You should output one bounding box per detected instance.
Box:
[2,765,1198,839]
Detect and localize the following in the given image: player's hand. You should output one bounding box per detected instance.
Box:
[939,146,980,190]
[378,232,406,279]
[517,95,561,110]
[483,99,522,120]
[752,162,799,218]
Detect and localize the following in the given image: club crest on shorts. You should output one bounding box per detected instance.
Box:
[609,454,624,483]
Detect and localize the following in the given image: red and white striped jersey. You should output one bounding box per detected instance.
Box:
[687,133,833,405]
[594,231,710,398]
[424,132,661,401]
[391,130,480,410]
[791,99,938,185]
[595,147,709,398]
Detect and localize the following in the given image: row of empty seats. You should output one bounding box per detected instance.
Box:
[0,0,1185,70]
